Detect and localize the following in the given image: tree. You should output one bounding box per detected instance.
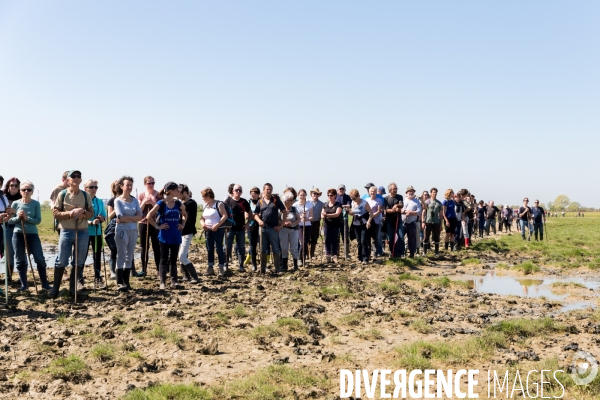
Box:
[567,202,581,212]
[546,201,555,211]
[552,195,571,211]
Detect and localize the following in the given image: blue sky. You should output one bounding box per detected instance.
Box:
[1,1,598,206]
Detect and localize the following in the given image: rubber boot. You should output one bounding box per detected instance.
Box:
[124,268,132,291]
[38,265,52,290]
[69,266,78,297]
[251,253,257,272]
[184,263,199,283]
[49,267,65,298]
[159,264,167,288]
[17,268,28,291]
[434,243,440,257]
[444,242,449,250]
[273,253,282,273]
[109,258,117,280]
[179,264,190,281]
[243,254,252,266]
[423,242,429,256]
[292,258,298,272]
[260,253,268,274]
[464,238,469,248]
[117,269,127,291]
[281,258,288,273]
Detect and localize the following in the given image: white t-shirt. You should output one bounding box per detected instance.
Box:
[367,198,382,224]
[293,201,313,226]
[203,202,222,229]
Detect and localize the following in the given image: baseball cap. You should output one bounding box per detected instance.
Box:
[67,170,81,178]
[378,186,386,194]
[338,184,346,190]
[164,181,179,191]
[364,182,375,189]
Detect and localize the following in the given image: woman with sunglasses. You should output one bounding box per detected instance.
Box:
[8,181,52,291]
[321,189,342,263]
[279,188,299,272]
[200,187,228,276]
[84,179,107,289]
[138,176,162,277]
[348,189,374,264]
[3,178,21,281]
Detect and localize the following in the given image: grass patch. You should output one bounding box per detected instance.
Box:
[249,325,281,341]
[89,343,115,362]
[487,317,561,340]
[338,312,363,327]
[122,382,212,400]
[410,318,433,334]
[44,355,89,383]
[385,257,426,268]
[550,281,585,289]
[379,280,401,295]
[398,272,420,281]
[150,325,183,348]
[275,318,306,332]
[233,305,248,318]
[356,328,383,340]
[461,258,481,265]
[394,309,415,318]
[128,351,144,360]
[513,261,540,275]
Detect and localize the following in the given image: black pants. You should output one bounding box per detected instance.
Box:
[309,220,321,258]
[85,235,103,280]
[353,224,368,261]
[159,242,179,283]
[299,225,312,261]
[404,222,417,257]
[366,222,379,258]
[424,223,441,244]
[139,223,161,271]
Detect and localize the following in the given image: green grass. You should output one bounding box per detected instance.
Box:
[249,325,281,341]
[275,318,306,332]
[398,272,421,281]
[410,318,434,334]
[487,317,562,339]
[385,257,426,267]
[338,312,363,327]
[461,258,481,265]
[89,343,116,362]
[122,383,212,400]
[513,261,540,275]
[356,328,383,340]
[44,355,89,382]
[150,325,183,347]
[233,305,248,318]
[550,281,585,289]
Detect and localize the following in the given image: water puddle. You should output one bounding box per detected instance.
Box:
[463,271,600,312]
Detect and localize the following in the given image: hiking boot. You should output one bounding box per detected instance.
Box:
[260,253,268,274]
[292,258,299,272]
[273,253,282,274]
[218,265,226,276]
[95,278,107,290]
[205,266,215,276]
[48,267,65,299]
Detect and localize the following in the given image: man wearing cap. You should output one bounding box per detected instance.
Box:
[50,170,94,298]
[402,186,422,258]
[361,183,385,257]
[384,182,404,257]
[309,188,324,259]
[337,185,352,258]
[531,200,546,241]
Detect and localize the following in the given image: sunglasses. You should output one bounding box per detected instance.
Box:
[147,182,155,185]
[21,188,33,192]
[328,194,336,197]
[87,186,98,189]
[9,184,19,187]
[70,175,81,179]
[234,189,242,193]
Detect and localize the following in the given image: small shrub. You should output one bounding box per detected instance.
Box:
[338,313,363,327]
[123,383,212,400]
[90,343,115,362]
[356,328,383,340]
[410,319,433,334]
[45,355,89,383]
[233,305,248,318]
[275,318,305,332]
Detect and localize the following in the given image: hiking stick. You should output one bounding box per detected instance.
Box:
[225,228,229,271]
[144,221,150,276]
[544,220,548,240]
[343,210,347,260]
[74,219,79,304]
[258,225,263,271]
[320,224,325,264]
[302,203,306,266]
[393,211,399,258]
[93,234,98,293]
[20,220,39,294]
[100,221,109,291]
[2,221,7,304]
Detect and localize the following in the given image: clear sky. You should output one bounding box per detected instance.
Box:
[1,1,598,207]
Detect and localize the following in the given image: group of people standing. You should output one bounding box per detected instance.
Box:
[0,171,547,299]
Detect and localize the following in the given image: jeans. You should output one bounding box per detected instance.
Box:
[534,222,544,240]
[520,220,533,238]
[366,223,379,258]
[57,229,89,269]
[298,225,311,261]
[404,222,417,257]
[159,242,179,283]
[353,224,368,261]
[279,227,299,259]
[139,223,160,271]
[226,229,246,268]
[385,218,405,257]
[478,218,485,237]
[260,226,281,255]
[205,229,225,266]
[485,219,496,235]
[375,222,383,256]
[4,224,15,270]
[178,233,194,265]
[12,232,48,280]
[324,226,339,256]
[248,224,259,256]
[115,229,138,270]
[86,235,103,280]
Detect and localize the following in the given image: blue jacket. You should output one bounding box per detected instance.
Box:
[87,196,107,236]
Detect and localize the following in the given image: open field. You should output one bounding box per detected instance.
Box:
[0,216,599,399]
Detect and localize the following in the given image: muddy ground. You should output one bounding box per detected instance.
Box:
[0,231,598,399]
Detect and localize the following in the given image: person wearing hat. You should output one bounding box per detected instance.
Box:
[384,182,404,257]
[336,185,352,258]
[50,170,94,298]
[308,188,324,260]
[148,182,187,289]
[402,186,421,258]
[361,183,385,257]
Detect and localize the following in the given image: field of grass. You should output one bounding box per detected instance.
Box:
[471,216,600,270]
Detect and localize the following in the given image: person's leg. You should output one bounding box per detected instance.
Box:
[105,234,118,279]
[27,234,50,289]
[49,229,74,297]
[138,223,148,271]
[249,225,258,268]
[158,241,169,287]
[405,223,416,257]
[289,229,299,261]
[225,230,234,265]
[150,225,161,272]
[178,233,192,280]
[205,231,215,275]
[169,244,179,284]
[115,230,128,288]
[385,219,395,255]
[415,223,422,255]
[424,224,432,255]
[331,227,340,258]
[234,230,246,271]
[70,229,89,294]
[12,233,28,290]
[520,220,526,239]
[91,235,103,281]
[432,224,441,255]
[353,225,363,262]
[214,229,226,271]
[310,221,320,258]
[323,226,331,259]
[279,228,290,265]
[375,223,383,256]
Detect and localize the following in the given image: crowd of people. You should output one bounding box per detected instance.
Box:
[0,171,547,299]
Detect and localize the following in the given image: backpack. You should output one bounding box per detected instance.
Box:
[54,189,90,232]
[212,200,235,230]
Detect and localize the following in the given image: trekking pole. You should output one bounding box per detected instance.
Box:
[320,224,325,264]
[100,221,109,291]
[258,225,263,272]
[93,234,98,293]
[225,228,229,272]
[302,203,306,266]
[2,220,8,304]
[20,220,39,294]
[74,219,79,304]
[343,210,347,260]
[145,220,150,276]
[393,211,399,258]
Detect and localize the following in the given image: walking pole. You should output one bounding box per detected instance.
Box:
[20,220,39,294]
[320,224,325,265]
[393,211,399,258]
[258,225,263,272]
[302,203,306,266]
[93,234,98,293]
[74,219,79,304]
[144,220,150,276]
[2,221,9,304]
[100,221,109,291]
[343,210,348,260]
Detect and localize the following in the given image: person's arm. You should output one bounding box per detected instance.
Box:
[28,202,42,225]
[107,204,116,220]
[7,204,19,225]
[329,205,342,218]
[442,204,449,225]
[146,204,162,228]
[178,203,187,230]
[421,202,427,225]
[213,202,228,231]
